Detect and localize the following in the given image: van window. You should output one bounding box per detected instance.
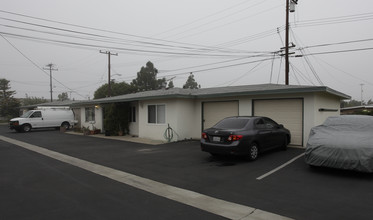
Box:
[30,111,42,118]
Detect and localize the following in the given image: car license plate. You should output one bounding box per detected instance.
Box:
[212,136,221,142]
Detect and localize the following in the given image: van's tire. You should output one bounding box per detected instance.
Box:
[21,124,32,132]
[61,122,70,130]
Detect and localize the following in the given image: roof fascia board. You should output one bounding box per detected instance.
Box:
[71,85,350,106]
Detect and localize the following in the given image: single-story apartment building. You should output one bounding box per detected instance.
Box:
[341,105,373,115]
[71,84,350,146]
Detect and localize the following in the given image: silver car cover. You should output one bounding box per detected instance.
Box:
[305,115,373,173]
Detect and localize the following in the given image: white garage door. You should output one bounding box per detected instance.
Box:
[203,101,239,129]
[253,99,303,145]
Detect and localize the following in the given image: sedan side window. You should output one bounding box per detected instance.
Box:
[255,119,266,129]
[263,118,278,129]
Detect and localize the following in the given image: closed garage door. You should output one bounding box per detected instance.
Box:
[253,99,303,145]
[203,101,239,129]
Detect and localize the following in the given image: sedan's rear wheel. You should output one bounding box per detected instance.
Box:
[247,143,259,161]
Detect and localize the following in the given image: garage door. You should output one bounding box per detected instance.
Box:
[253,99,303,145]
[203,101,239,129]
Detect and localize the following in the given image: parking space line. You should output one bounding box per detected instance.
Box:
[256,153,305,180]
[0,135,293,220]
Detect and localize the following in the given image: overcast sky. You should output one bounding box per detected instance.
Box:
[1,0,373,102]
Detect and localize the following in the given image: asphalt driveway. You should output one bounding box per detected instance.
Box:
[1,125,372,220]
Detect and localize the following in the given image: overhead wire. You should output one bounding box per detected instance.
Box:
[152,0,254,37]
[290,28,324,85]
[163,0,272,39]
[0,10,267,56]
[1,8,373,94]
[292,12,373,28]
[173,3,284,41]
[0,33,86,99]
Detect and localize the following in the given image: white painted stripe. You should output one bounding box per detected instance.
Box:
[0,135,293,220]
[256,153,305,180]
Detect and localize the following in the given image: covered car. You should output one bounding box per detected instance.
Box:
[305,115,373,173]
[201,116,290,160]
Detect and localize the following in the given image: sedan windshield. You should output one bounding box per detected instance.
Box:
[213,118,250,129]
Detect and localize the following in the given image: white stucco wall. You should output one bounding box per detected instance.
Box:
[301,93,341,146]
[314,92,341,125]
[138,100,169,141]
[75,91,343,146]
[80,105,103,131]
[138,99,199,141]
[129,102,139,136]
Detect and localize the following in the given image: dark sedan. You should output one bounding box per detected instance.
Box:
[201,116,291,160]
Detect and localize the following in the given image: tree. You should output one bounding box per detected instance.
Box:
[168,80,174,89]
[183,73,200,89]
[104,102,130,135]
[131,61,166,92]
[22,94,47,106]
[58,92,70,101]
[0,78,20,118]
[94,81,133,99]
[340,99,364,108]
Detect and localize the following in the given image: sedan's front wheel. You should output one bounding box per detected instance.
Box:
[247,143,259,161]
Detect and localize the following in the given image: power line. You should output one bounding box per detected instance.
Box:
[299,38,373,50]
[295,47,373,57]
[1,30,273,58]
[152,0,252,37]
[0,10,265,55]
[293,12,373,28]
[158,57,276,78]
[0,33,86,99]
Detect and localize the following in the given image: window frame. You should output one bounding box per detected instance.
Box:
[129,106,136,123]
[147,104,166,124]
[85,107,95,122]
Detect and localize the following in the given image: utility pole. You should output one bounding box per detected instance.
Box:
[360,83,364,105]
[285,0,298,85]
[43,63,58,102]
[99,50,118,97]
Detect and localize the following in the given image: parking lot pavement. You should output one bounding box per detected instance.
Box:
[1,125,373,220]
[0,139,229,220]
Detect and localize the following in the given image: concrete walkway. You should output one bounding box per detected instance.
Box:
[66,131,167,145]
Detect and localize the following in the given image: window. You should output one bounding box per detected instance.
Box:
[148,104,165,124]
[129,106,136,122]
[255,119,266,129]
[85,107,95,122]
[214,118,250,129]
[30,111,42,118]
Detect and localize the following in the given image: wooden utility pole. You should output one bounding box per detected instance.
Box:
[99,50,118,97]
[43,63,58,102]
[285,0,298,85]
[285,0,290,85]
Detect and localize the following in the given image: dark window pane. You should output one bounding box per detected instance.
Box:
[213,118,250,129]
[148,105,156,123]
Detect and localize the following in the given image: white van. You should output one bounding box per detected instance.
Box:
[9,108,75,132]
